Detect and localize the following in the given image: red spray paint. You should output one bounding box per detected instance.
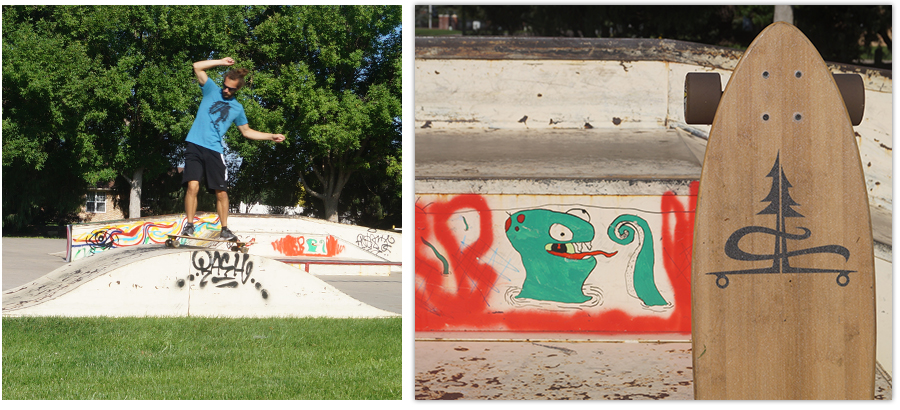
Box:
[415,183,698,333]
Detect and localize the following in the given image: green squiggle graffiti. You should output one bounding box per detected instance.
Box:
[421,237,450,276]
[607,215,668,306]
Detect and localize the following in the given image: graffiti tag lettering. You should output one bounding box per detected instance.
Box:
[356,230,396,257]
[179,250,268,299]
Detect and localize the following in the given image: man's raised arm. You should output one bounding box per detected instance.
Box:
[192,57,235,85]
[237,124,286,143]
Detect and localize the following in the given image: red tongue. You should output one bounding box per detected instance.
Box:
[547,249,618,259]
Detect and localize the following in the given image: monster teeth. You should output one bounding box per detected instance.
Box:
[573,242,591,253]
[546,242,592,254]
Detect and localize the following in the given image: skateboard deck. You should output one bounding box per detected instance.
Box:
[165,233,254,253]
[689,22,875,400]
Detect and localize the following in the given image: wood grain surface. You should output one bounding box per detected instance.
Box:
[691,22,875,400]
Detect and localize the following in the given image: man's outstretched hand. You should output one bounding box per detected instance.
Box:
[272,134,286,143]
[221,57,236,66]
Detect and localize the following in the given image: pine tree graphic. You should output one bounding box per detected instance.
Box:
[705,151,854,288]
[758,153,803,272]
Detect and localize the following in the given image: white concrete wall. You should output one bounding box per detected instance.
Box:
[416,59,670,130]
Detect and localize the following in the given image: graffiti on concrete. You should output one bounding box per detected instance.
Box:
[178,250,268,299]
[415,183,697,332]
[607,215,669,307]
[71,214,220,259]
[504,209,669,309]
[356,229,396,257]
[87,228,121,252]
[271,234,345,257]
[505,209,617,306]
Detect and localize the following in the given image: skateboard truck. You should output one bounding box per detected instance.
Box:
[684,72,865,126]
[165,234,253,253]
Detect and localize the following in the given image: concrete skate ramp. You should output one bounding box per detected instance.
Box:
[2,245,397,318]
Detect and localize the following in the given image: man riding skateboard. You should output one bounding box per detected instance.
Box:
[181,57,285,240]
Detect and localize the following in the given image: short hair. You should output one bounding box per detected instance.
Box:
[224,68,250,89]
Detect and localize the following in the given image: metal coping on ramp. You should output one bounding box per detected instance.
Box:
[3,244,397,318]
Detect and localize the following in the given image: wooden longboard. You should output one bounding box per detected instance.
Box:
[165,234,254,253]
[689,22,875,400]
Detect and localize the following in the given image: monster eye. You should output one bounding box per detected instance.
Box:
[549,223,573,241]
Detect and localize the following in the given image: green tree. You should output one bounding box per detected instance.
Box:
[2,5,242,230]
[229,5,402,223]
[2,5,122,231]
[3,5,402,232]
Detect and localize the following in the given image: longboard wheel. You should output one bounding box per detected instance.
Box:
[240,247,249,254]
[165,239,173,248]
[172,240,180,248]
[684,72,722,125]
[833,73,865,126]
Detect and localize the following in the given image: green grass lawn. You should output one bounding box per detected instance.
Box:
[2,316,401,400]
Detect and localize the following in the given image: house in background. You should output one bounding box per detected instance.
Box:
[78,182,125,223]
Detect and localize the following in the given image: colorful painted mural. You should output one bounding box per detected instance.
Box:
[69,214,221,261]
[68,214,401,273]
[271,235,345,257]
[415,182,698,332]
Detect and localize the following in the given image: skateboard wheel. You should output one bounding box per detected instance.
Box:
[684,72,722,125]
[240,247,249,254]
[833,74,865,126]
[172,240,180,248]
[165,239,173,248]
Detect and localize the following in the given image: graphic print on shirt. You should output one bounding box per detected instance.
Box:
[209,101,231,136]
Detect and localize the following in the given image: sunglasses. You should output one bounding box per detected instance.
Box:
[223,84,239,92]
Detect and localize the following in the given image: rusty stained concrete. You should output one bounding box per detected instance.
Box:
[414,340,893,400]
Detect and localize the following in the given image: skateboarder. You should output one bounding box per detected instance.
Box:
[181,57,285,239]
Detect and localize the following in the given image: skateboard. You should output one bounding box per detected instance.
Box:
[165,234,254,253]
[685,22,875,400]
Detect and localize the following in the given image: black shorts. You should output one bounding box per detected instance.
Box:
[183,142,228,194]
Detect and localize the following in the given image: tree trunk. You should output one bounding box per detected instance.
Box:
[298,162,352,223]
[323,194,340,223]
[129,168,143,219]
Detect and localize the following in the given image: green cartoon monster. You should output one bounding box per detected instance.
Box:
[506,209,617,303]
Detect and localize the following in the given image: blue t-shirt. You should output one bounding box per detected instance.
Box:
[185,80,249,153]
